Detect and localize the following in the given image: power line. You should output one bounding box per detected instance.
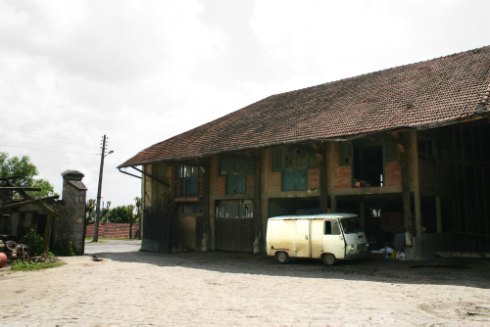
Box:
[1,125,142,153]
[0,126,85,147]
[0,144,97,155]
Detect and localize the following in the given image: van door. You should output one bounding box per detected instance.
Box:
[310,219,325,258]
[322,220,346,260]
[295,219,311,257]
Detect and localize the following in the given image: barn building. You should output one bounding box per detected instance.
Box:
[120,46,490,259]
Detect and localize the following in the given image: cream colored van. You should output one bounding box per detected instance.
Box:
[266,213,368,265]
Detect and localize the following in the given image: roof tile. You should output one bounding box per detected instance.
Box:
[121,46,490,167]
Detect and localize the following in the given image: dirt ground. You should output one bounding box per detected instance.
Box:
[1,241,489,326]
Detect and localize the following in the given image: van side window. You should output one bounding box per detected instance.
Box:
[324,221,341,235]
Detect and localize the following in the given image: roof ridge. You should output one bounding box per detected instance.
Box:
[268,45,490,98]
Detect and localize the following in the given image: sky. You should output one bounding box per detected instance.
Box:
[1,0,489,207]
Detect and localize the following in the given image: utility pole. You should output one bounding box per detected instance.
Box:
[93,134,112,242]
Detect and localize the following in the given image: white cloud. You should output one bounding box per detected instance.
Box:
[0,0,229,206]
[249,0,490,92]
[0,0,489,206]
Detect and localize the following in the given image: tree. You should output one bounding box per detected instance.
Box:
[0,152,55,197]
[29,178,55,198]
[86,199,96,223]
[100,201,111,222]
[104,205,133,223]
[0,152,37,186]
[133,197,142,239]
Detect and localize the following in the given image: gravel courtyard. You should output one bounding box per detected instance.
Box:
[1,240,489,326]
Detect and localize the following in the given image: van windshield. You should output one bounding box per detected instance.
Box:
[340,218,363,234]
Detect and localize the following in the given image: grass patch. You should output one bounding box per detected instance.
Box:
[10,252,64,272]
[11,260,64,271]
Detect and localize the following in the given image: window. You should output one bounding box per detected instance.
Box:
[273,147,315,171]
[339,218,362,234]
[339,142,353,166]
[283,169,307,192]
[324,220,341,235]
[219,157,254,195]
[272,147,315,191]
[216,200,253,219]
[227,174,247,194]
[219,157,254,175]
[177,165,199,196]
[353,144,383,187]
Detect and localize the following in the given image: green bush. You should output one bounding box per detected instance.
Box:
[104,205,136,223]
[52,240,75,256]
[23,229,45,256]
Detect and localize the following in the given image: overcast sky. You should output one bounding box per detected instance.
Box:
[1,0,489,207]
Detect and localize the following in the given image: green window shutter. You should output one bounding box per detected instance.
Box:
[283,169,307,192]
[339,142,353,166]
[182,176,198,196]
[227,174,247,194]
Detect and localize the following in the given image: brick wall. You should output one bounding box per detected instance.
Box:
[86,222,140,239]
[262,149,281,194]
[383,161,402,187]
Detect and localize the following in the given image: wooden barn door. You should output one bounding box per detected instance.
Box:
[215,200,255,252]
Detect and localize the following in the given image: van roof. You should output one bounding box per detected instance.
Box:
[268,213,358,220]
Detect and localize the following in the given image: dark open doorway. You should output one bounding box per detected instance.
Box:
[354,144,383,187]
[268,197,321,217]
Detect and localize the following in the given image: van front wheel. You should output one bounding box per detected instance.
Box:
[274,251,290,264]
[322,253,336,266]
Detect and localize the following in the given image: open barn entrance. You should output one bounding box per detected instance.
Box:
[268,197,321,217]
[337,195,404,250]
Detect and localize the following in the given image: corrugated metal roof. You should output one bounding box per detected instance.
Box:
[120,46,490,167]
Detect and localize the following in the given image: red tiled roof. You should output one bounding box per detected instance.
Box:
[120,46,490,167]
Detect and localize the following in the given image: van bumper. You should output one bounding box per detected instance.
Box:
[345,243,368,260]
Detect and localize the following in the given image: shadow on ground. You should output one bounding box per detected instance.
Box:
[84,242,490,290]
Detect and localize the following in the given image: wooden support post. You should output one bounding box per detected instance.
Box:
[330,195,337,213]
[202,161,210,252]
[410,130,423,238]
[436,196,442,233]
[253,152,262,254]
[400,132,414,243]
[320,143,329,213]
[43,214,54,252]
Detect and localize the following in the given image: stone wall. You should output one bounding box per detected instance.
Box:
[54,170,87,255]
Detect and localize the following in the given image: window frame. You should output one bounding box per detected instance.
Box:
[176,164,199,196]
[215,199,254,219]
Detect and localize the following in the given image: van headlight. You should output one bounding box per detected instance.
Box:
[346,244,355,254]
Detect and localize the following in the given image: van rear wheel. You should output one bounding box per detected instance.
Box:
[322,253,336,266]
[274,251,290,264]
